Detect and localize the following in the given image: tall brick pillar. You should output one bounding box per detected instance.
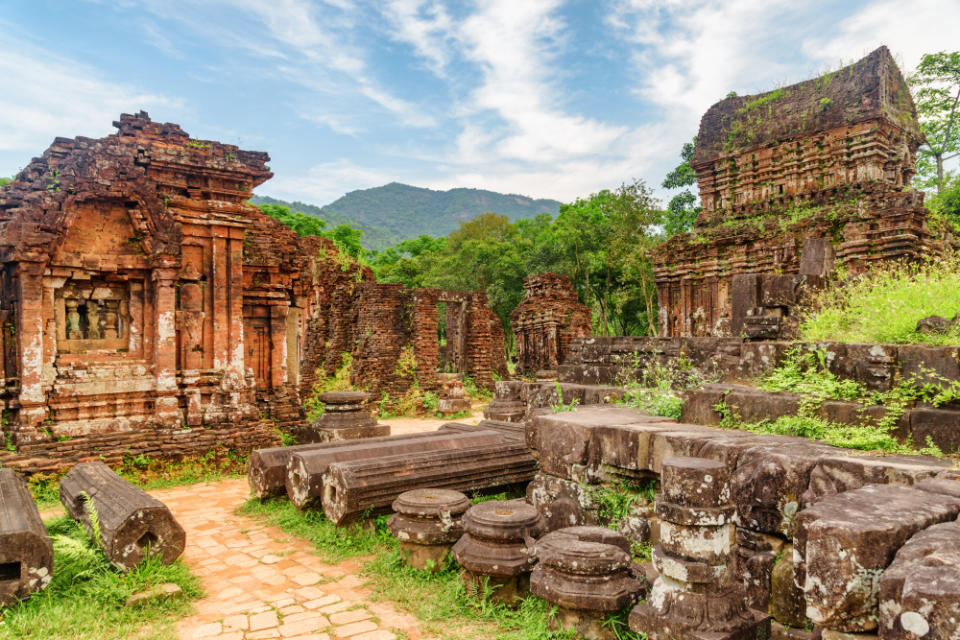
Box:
[15,262,48,437]
[152,267,181,426]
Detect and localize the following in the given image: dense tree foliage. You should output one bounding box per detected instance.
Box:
[909,51,960,193]
[256,203,366,259]
[369,181,665,341]
[661,138,701,235]
[0,177,11,187]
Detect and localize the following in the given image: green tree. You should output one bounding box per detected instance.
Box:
[661,138,701,235]
[909,51,960,192]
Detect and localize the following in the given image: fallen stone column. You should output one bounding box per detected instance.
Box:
[452,499,544,605]
[322,442,536,525]
[248,431,451,499]
[60,462,186,571]
[439,418,526,441]
[388,488,471,570]
[531,526,644,640]
[629,456,770,640]
[286,430,505,510]
[0,469,53,605]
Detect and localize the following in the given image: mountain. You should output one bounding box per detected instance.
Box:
[251,182,562,251]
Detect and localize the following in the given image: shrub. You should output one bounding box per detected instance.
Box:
[800,255,960,345]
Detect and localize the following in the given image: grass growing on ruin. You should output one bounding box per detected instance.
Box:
[239,497,645,640]
[0,515,202,640]
[800,256,960,345]
[618,356,718,420]
[27,448,249,512]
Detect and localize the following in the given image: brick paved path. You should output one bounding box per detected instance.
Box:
[157,479,433,640]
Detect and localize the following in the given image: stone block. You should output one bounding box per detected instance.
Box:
[793,484,960,631]
[802,454,951,505]
[878,520,960,640]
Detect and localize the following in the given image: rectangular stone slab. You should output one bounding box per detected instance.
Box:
[802,454,951,505]
[0,469,53,605]
[285,430,506,509]
[321,441,536,525]
[60,461,186,571]
[248,430,452,499]
[793,483,960,632]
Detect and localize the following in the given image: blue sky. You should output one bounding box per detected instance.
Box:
[2,0,958,206]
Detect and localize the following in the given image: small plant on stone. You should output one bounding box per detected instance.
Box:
[550,381,580,413]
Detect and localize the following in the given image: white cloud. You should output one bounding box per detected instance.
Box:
[382,0,455,77]
[801,0,960,74]
[0,33,180,153]
[265,160,400,204]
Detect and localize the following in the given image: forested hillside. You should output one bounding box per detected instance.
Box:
[252,182,561,250]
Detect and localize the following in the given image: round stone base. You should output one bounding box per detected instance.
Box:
[400,541,451,571]
[460,570,530,606]
[547,607,619,640]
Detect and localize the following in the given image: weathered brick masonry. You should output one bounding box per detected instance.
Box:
[510,273,591,376]
[0,112,367,472]
[0,113,507,472]
[653,46,949,338]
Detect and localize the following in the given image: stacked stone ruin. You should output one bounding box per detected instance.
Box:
[511,273,592,376]
[652,46,947,339]
[0,112,506,473]
[298,391,388,443]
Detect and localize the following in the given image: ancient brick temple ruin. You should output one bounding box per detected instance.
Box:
[510,273,591,376]
[0,112,506,471]
[653,46,947,338]
[303,283,508,399]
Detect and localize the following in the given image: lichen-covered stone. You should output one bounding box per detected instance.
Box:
[878,520,960,640]
[793,484,960,632]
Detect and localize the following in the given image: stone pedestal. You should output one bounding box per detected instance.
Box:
[629,457,770,640]
[300,391,389,442]
[532,526,644,640]
[388,488,470,571]
[452,499,544,605]
[437,374,471,415]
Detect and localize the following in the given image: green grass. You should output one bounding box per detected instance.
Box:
[239,497,645,640]
[0,516,202,640]
[801,257,960,345]
[26,449,249,512]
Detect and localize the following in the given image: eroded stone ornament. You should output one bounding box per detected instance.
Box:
[452,499,545,605]
[531,526,645,640]
[629,456,770,640]
[388,489,471,571]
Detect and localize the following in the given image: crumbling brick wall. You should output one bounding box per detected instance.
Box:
[0,112,364,469]
[510,273,592,375]
[653,46,949,338]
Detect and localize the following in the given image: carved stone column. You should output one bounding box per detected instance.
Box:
[629,456,770,640]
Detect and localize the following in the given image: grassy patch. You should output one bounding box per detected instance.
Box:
[801,257,960,345]
[27,449,249,512]
[0,516,201,640]
[618,357,718,420]
[238,497,643,639]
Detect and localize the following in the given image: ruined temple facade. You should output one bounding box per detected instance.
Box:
[303,283,508,399]
[653,46,946,338]
[0,112,509,471]
[0,112,367,468]
[511,273,591,376]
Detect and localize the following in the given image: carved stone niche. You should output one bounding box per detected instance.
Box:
[56,280,130,353]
